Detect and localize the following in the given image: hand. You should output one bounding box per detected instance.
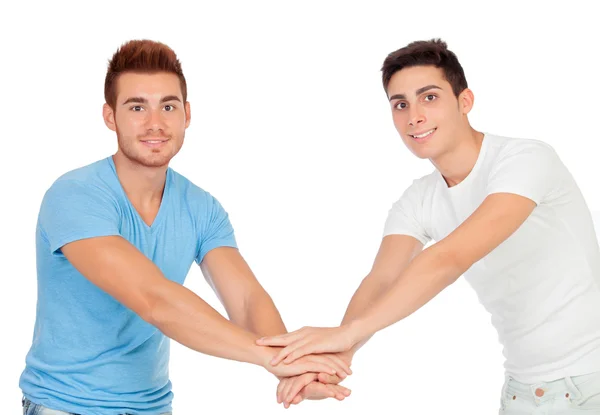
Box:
[276,373,351,408]
[262,348,352,378]
[257,325,359,365]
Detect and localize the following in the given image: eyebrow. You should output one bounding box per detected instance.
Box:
[122,95,182,105]
[388,85,442,101]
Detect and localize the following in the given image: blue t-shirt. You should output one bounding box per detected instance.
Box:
[19,156,237,415]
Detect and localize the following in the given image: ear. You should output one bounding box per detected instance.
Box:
[184,101,191,129]
[103,103,117,132]
[458,88,475,115]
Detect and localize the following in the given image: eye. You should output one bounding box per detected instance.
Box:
[395,101,407,110]
[164,104,176,111]
[424,94,436,102]
[131,105,144,112]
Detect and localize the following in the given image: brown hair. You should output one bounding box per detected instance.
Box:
[381,39,467,97]
[104,39,187,109]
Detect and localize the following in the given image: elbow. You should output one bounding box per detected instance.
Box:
[139,300,158,326]
[449,254,471,284]
[432,247,471,285]
[138,288,166,327]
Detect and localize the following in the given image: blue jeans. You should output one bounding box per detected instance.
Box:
[21,397,172,415]
[499,371,600,414]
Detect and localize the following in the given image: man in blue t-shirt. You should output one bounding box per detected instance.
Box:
[19,39,352,415]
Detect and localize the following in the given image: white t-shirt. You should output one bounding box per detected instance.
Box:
[383,133,600,383]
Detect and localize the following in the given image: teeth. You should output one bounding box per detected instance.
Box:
[412,129,435,139]
[145,140,163,143]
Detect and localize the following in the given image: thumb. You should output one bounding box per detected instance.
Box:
[318,372,342,385]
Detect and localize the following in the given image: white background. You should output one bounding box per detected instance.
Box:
[1,1,599,414]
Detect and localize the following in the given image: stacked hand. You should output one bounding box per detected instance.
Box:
[275,366,351,408]
[257,325,360,407]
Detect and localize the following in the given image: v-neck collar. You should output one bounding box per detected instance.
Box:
[106,156,171,232]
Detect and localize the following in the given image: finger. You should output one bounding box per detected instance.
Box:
[303,382,336,400]
[285,374,315,404]
[282,377,299,406]
[317,372,341,384]
[291,394,303,405]
[280,373,304,404]
[272,338,310,365]
[327,385,351,401]
[277,378,289,404]
[257,329,304,346]
[281,342,318,365]
[296,361,337,377]
[324,354,353,376]
[321,355,352,378]
[257,336,294,347]
[325,384,349,401]
[331,384,352,397]
[306,356,346,379]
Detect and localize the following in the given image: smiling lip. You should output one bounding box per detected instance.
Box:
[409,128,436,141]
[141,139,170,148]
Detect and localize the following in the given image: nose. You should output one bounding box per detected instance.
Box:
[145,108,166,132]
[408,106,426,127]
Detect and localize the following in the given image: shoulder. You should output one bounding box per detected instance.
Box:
[388,170,439,216]
[486,134,558,162]
[481,134,567,204]
[168,169,224,210]
[401,169,440,199]
[41,158,121,211]
[56,157,112,181]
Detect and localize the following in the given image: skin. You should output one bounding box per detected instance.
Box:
[258,66,537,393]
[61,72,351,403]
[102,72,190,224]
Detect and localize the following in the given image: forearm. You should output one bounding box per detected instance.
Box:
[340,275,393,356]
[241,290,287,337]
[147,279,271,367]
[241,291,289,380]
[350,247,465,342]
[62,239,276,368]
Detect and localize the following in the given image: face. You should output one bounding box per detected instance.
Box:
[103,72,191,168]
[387,65,473,160]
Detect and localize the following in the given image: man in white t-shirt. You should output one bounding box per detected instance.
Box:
[258,39,600,412]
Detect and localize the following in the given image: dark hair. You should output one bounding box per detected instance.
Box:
[381,38,467,97]
[104,39,187,109]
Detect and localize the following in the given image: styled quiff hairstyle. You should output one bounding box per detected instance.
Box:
[381,38,468,97]
[104,39,187,109]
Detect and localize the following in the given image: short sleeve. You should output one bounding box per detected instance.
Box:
[383,180,431,245]
[196,194,238,264]
[38,180,121,255]
[486,141,560,205]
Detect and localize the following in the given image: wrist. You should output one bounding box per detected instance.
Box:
[247,338,276,369]
[345,319,369,347]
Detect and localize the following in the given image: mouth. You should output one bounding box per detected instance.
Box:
[409,128,436,142]
[140,138,170,148]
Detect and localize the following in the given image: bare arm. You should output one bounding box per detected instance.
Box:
[340,235,423,357]
[200,247,287,337]
[349,193,537,340]
[200,247,351,378]
[258,193,537,364]
[61,236,340,377]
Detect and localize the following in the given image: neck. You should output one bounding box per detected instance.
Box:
[430,128,485,187]
[112,151,168,206]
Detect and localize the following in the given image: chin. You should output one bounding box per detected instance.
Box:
[123,151,176,168]
[404,144,435,160]
[141,158,172,168]
[409,150,432,160]
[145,152,179,167]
